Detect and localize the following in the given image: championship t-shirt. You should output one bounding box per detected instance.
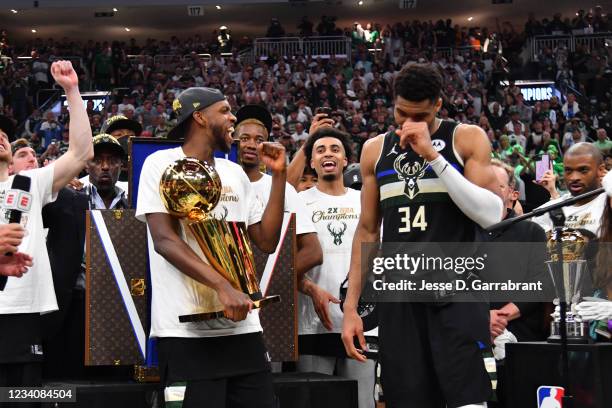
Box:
[532,192,606,236]
[297,187,360,335]
[250,173,316,235]
[0,165,58,314]
[136,147,264,338]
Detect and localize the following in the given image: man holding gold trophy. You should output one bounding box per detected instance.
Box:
[136,87,286,408]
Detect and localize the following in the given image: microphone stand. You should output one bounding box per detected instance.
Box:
[485,191,606,408]
[484,187,603,234]
[549,208,573,408]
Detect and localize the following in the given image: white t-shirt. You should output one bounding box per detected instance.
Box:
[562,132,586,148]
[135,147,264,338]
[291,131,309,143]
[0,165,58,314]
[532,192,606,236]
[297,187,360,335]
[250,173,315,236]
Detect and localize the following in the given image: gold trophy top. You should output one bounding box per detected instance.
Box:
[159,157,222,221]
[546,227,589,262]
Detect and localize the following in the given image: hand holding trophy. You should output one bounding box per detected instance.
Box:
[159,157,280,323]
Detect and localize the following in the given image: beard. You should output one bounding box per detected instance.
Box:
[212,121,231,153]
[321,173,338,182]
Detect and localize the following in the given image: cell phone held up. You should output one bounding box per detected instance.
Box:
[535,154,550,182]
[315,107,332,117]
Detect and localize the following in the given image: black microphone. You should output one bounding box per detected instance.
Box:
[0,174,32,291]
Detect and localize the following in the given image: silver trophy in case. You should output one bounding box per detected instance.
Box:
[546,227,590,343]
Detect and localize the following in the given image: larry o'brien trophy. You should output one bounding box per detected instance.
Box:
[546,227,590,343]
[160,157,280,322]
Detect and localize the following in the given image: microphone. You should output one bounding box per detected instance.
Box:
[0,174,32,291]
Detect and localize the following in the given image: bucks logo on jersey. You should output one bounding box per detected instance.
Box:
[393,153,428,199]
[327,221,347,245]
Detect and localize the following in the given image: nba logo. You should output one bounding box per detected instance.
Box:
[537,385,564,408]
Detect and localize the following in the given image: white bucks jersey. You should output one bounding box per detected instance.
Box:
[297,187,361,335]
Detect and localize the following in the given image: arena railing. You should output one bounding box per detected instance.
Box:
[182,53,212,64]
[435,45,481,59]
[13,88,62,140]
[153,54,184,73]
[238,48,255,65]
[252,36,352,61]
[573,32,612,52]
[531,32,612,60]
[130,51,252,73]
[127,54,154,66]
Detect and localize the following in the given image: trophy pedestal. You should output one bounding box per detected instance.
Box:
[547,320,590,344]
[179,294,281,323]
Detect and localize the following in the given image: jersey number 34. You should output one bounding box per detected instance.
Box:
[398,205,427,232]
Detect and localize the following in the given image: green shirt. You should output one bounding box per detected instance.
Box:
[593,139,612,153]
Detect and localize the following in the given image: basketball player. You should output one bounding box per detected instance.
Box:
[136,88,286,408]
[287,113,334,189]
[235,105,322,286]
[297,127,376,408]
[532,143,607,237]
[342,63,503,408]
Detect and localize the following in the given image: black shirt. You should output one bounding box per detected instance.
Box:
[488,210,550,342]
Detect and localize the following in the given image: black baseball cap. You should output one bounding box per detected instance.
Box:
[101,115,143,136]
[92,133,126,159]
[235,105,273,135]
[167,87,226,140]
[0,115,16,142]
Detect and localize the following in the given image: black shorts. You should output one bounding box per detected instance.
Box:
[158,332,275,408]
[378,302,493,408]
[173,370,276,408]
[0,313,43,364]
[0,362,43,408]
[0,314,43,408]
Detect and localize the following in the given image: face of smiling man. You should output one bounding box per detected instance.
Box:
[310,136,348,182]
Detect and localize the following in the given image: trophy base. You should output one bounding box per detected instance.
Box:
[179,295,281,323]
[547,320,590,344]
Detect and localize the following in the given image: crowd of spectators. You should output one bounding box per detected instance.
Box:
[524,6,611,36]
[0,7,611,210]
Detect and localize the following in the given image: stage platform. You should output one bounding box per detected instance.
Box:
[43,372,357,408]
[505,342,612,408]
